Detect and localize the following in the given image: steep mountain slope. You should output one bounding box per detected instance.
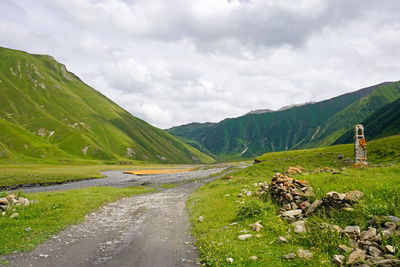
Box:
[167,122,217,157]
[295,82,400,148]
[0,46,214,163]
[168,81,400,158]
[334,97,400,144]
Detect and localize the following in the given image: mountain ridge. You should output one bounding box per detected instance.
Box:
[168,81,400,159]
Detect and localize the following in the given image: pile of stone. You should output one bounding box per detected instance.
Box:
[265,171,314,220]
[332,218,400,266]
[262,167,365,221]
[322,190,364,210]
[0,194,32,216]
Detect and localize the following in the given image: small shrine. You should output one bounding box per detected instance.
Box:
[354,124,368,168]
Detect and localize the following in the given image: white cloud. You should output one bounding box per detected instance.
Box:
[1,0,400,128]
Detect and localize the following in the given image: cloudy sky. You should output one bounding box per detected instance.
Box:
[1,0,400,128]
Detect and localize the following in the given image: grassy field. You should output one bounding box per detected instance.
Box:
[0,163,193,187]
[188,135,400,266]
[0,186,155,256]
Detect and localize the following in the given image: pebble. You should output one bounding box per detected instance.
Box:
[198,216,204,222]
[10,213,19,218]
[292,220,306,233]
[385,245,395,254]
[226,257,233,263]
[281,209,302,217]
[297,249,312,260]
[346,249,366,265]
[332,255,345,265]
[249,256,257,261]
[251,221,263,232]
[283,253,296,260]
[238,234,252,241]
[278,236,287,243]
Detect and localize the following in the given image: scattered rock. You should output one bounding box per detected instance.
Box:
[369,246,383,257]
[198,216,204,222]
[278,236,288,243]
[385,245,395,254]
[10,213,19,218]
[0,194,32,211]
[385,215,400,224]
[384,222,397,230]
[332,225,342,234]
[299,201,311,210]
[238,234,252,241]
[360,227,377,241]
[382,228,395,239]
[305,199,322,216]
[297,249,313,260]
[292,220,306,233]
[346,249,366,265]
[342,226,361,238]
[283,253,296,260]
[338,245,353,253]
[0,198,8,206]
[226,257,234,264]
[281,209,303,217]
[249,256,257,261]
[251,221,263,232]
[25,227,32,232]
[332,255,345,265]
[375,259,400,266]
[344,190,364,203]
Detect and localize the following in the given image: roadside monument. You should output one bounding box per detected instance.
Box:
[354,124,368,168]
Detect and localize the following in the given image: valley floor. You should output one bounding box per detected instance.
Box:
[0,167,230,266]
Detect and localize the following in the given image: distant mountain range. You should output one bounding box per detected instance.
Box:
[168,81,400,159]
[0,46,214,163]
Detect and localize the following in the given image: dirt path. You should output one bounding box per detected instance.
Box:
[4,181,208,267]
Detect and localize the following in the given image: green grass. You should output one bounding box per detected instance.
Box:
[0,186,155,255]
[188,135,400,266]
[0,163,190,187]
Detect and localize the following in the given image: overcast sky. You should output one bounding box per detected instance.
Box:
[1,0,400,128]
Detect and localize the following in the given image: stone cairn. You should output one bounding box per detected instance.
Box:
[257,167,400,265]
[0,194,33,218]
[259,166,363,221]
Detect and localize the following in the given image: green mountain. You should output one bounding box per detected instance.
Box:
[168,81,400,159]
[0,46,214,164]
[334,97,400,144]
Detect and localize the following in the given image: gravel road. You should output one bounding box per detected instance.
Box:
[22,168,225,193]
[2,168,228,267]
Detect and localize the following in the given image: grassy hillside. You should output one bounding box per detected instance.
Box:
[169,82,399,159]
[188,135,400,266]
[0,46,214,164]
[296,82,400,148]
[334,97,400,145]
